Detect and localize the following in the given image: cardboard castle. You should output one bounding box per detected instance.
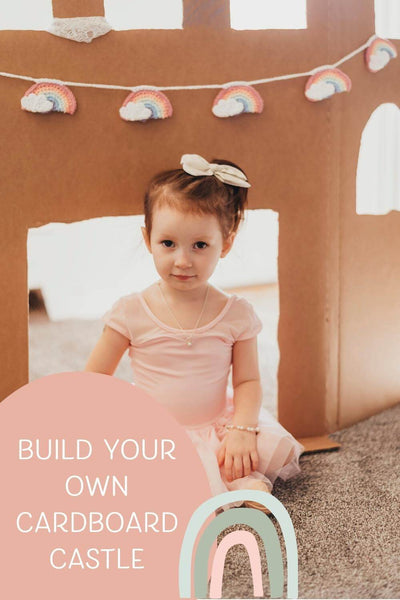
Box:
[0,0,399,441]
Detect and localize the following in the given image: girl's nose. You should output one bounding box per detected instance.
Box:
[174,249,192,269]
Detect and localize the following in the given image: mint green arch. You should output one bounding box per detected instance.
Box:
[179,490,298,599]
[193,507,283,599]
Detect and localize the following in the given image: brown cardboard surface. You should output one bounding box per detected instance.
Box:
[298,436,341,454]
[52,0,105,18]
[0,0,399,436]
[183,0,230,29]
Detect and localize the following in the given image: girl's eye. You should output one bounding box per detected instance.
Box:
[161,240,174,248]
[194,241,208,249]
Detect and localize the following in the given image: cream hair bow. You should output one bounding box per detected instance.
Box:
[180,154,251,188]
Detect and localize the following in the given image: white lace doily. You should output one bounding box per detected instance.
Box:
[47,17,112,43]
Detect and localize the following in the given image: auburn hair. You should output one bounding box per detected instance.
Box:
[143,158,248,239]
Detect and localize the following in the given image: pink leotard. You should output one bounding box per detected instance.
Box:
[103,291,303,497]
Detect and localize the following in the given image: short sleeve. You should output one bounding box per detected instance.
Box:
[102,296,131,340]
[235,298,263,341]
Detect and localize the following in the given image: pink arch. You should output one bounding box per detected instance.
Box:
[209,530,264,598]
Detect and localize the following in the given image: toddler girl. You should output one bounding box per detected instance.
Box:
[85,153,303,507]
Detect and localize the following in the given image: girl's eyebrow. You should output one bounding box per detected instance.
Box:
[157,232,214,241]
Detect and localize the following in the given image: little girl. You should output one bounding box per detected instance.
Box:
[85,153,303,507]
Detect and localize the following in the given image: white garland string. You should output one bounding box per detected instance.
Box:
[0,34,377,92]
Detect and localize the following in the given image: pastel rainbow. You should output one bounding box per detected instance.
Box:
[305,67,352,101]
[365,37,397,72]
[23,82,77,114]
[121,89,172,120]
[213,85,264,114]
[179,491,299,599]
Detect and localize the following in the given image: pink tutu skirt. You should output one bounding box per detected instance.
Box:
[185,396,304,500]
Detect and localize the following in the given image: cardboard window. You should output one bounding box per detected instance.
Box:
[375,0,400,39]
[356,103,400,215]
[230,0,307,30]
[27,210,278,321]
[104,0,183,30]
[0,0,52,30]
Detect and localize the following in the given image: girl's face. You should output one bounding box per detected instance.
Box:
[142,204,234,292]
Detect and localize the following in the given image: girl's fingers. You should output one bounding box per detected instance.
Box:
[243,454,252,477]
[224,453,233,482]
[233,455,243,480]
[250,450,259,472]
[217,445,225,466]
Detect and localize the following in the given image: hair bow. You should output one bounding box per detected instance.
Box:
[180,154,251,188]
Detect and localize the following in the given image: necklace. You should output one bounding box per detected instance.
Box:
[157,281,210,346]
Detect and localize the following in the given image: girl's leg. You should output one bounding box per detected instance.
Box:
[243,479,272,514]
[226,476,272,514]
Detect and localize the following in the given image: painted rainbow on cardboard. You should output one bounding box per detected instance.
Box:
[212,84,264,118]
[365,37,397,73]
[305,67,352,102]
[120,88,173,122]
[21,82,77,114]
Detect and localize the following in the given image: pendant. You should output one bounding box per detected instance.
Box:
[185,338,193,347]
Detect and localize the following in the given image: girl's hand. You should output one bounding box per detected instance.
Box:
[217,430,259,482]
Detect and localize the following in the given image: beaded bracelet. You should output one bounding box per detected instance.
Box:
[225,424,260,434]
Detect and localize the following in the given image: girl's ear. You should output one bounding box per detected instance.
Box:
[141,226,152,253]
[221,232,235,258]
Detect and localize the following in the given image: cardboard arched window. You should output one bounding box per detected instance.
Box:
[357,103,400,215]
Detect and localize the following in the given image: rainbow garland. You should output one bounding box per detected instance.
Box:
[15,34,397,120]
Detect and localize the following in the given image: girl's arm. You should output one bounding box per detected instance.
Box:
[217,336,262,482]
[85,325,130,375]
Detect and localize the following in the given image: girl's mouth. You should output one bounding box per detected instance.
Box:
[172,275,195,281]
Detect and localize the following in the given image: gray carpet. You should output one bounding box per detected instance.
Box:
[29,299,400,599]
[222,403,400,599]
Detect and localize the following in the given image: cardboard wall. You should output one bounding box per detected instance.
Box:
[339,81,400,425]
[0,0,399,437]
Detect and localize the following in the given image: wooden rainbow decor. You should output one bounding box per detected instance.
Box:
[21,82,77,114]
[212,85,264,118]
[305,67,352,102]
[119,88,173,122]
[365,37,397,73]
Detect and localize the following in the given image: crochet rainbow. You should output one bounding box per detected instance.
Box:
[365,37,397,73]
[120,89,173,121]
[22,82,77,114]
[212,85,264,117]
[305,67,352,101]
